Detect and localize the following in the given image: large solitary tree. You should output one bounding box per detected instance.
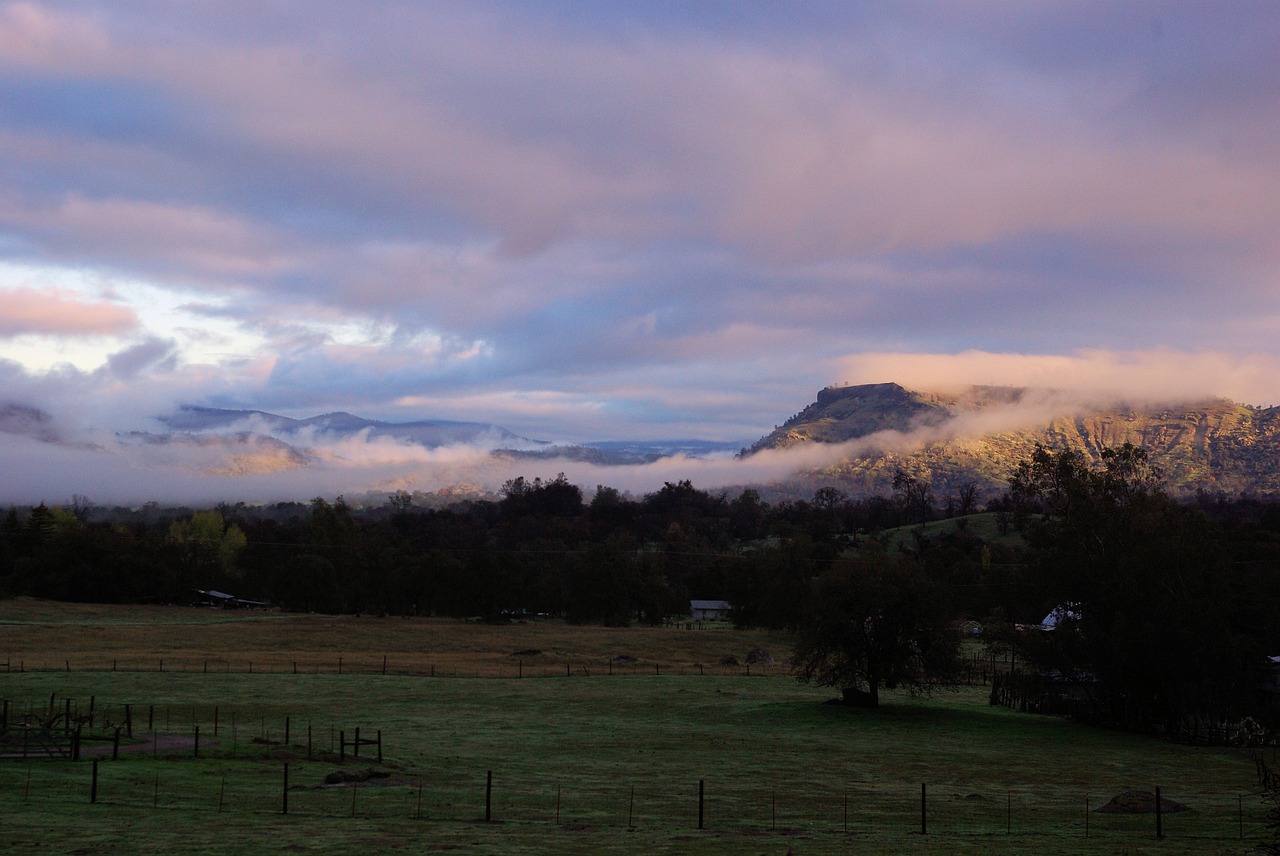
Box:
[793,548,961,707]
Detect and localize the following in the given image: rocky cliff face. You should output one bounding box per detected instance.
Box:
[749,383,1280,498]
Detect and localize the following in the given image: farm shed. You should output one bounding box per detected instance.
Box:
[689,599,732,621]
[194,589,268,609]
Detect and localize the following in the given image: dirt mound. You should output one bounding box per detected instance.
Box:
[1095,790,1190,814]
[719,655,740,666]
[611,653,637,665]
[745,648,773,665]
[324,768,392,786]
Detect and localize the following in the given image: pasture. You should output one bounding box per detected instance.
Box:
[0,599,1272,854]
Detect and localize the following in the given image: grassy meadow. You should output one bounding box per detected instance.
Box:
[0,598,1272,854]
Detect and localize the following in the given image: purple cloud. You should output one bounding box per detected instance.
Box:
[0,0,1278,504]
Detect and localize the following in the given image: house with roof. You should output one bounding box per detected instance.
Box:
[689,599,732,621]
[194,589,268,609]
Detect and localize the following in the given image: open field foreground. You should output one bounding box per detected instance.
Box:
[1,600,1273,854]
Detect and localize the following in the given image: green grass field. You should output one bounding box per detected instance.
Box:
[1,600,1272,854]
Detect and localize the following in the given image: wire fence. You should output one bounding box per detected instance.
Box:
[2,696,1277,848]
[4,683,1276,850]
[1,654,800,680]
[1,652,1006,683]
[3,753,1275,849]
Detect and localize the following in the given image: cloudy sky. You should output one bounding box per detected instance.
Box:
[2,1,1280,500]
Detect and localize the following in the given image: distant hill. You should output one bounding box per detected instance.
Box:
[505,438,744,466]
[747,382,1280,499]
[160,405,540,449]
[0,402,62,443]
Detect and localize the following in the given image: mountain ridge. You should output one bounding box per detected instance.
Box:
[749,382,1280,498]
[5,388,1280,498]
[159,405,542,448]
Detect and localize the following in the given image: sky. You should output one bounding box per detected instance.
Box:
[2,1,1280,503]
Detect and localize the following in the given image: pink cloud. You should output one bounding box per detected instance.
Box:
[0,286,138,336]
[4,3,1277,272]
[835,349,1280,408]
[1,195,297,281]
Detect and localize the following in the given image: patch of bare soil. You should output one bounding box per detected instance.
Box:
[80,733,215,756]
[324,768,390,785]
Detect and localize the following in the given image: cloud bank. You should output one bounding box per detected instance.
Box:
[2,3,1280,501]
[8,346,1266,506]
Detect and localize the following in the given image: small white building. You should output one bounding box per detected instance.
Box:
[689,599,732,621]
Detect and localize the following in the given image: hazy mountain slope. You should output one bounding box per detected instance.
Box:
[750,383,1280,498]
[0,403,62,443]
[748,383,1027,452]
[121,431,313,476]
[160,406,539,448]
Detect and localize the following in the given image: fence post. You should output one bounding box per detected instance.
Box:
[485,770,493,822]
[282,763,289,814]
[90,759,99,804]
[377,730,383,764]
[1155,786,1163,839]
[921,783,927,835]
[285,716,290,746]
[354,727,360,758]
[698,779,705,829]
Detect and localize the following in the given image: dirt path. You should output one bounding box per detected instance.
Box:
[0,732,215,759]
[80,733,216,756]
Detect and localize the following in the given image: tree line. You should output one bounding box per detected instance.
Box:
[2,448,1280,732]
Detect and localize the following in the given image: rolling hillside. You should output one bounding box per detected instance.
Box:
[749,382,1280,498]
